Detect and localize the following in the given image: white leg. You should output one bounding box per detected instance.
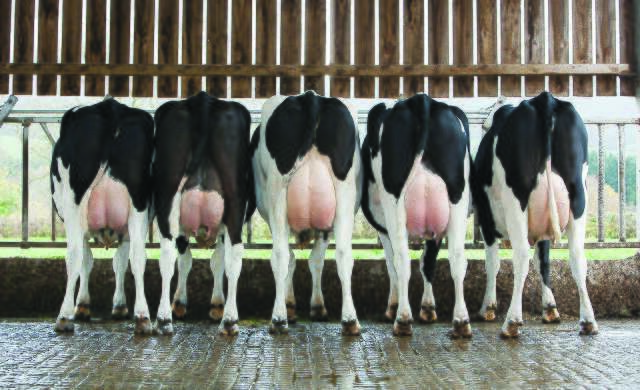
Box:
[112,240,130,319]
[74,240,94,321]
[533,240,560,323]
[219,231,244,336]
[129,208,152,335]
[308,236,330,320]
[55,220,84,333]
[268,190,290,334]
[209,239,226,322]
[479,242,500,321]
[567,213,598,334]
[418,240,439,324]
[172,246,193,319]
[285,248,297,323]
[379,233,398,322]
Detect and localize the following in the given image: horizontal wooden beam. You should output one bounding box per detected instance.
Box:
[0,63,634,77]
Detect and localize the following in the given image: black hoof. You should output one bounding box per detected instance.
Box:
[384,304,398,323]
[135,317,153,336]
[219,319,239,336]
[111,304,130,320]
[341,320,361,336]
[54,318,74,333]
[500,320,524,339]
[310,305,329,322]
[393,319,413,337]
[74,303,91,322]
[419,305,438,324]
[286,303,297,324]
[542,305,561,324]
[209,303,225,323]
[269,318,288,335]
[449,319,472,339]
[154,318,174,336]
[172,300,188,320]
[579,321,599,336]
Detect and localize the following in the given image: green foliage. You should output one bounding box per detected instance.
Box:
[588,151,637,205]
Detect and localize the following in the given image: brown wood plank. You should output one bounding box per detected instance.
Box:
[231,0,252,97]
[477,0,497,96]
[85,0,107,96]
[428,0,449,97]
[595,0,616,96]
[500,0,521,96]
[548,0,569,96]
[403,0,424,96]
[133,0,154,97]
[157,0,179,98]
[619,0,636,96]
[13,0,35,95]
[280,0,301,95]
[453,0,473,97]
[255,0,276,98]
[109,0,131,96]
[207,0,228,98]
[573,0,592,96]
[355,0,375,97]
[524,0,544,96]
[331,0,350,97]
[182,0,203,97]
[304,0,326,95]
[61,0,82,95]
[379,0,399,97]
[37,0,59,95]
[0,0,11,93]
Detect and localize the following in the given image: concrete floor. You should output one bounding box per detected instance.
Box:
[1,319,638,388]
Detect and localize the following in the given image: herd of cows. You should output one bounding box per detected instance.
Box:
[49,90,597,339]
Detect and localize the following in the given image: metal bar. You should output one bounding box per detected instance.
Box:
[246,218,253,244]
[598,124,605,243]
[39,123,56,145]
[637,125,640,242]
[618,124,626,242]
[0,95,18,126]
[51,200,56,241]
[21,121,30,246]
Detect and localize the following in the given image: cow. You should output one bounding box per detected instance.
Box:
[472,91,597,337]
[50,98,154,334]
[361,94,473,337]
[152,91,251,336]
[251,91,362,335]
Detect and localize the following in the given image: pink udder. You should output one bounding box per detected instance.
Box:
[287,155,336,233]
[404,161,450,240]
[527,170,570,243]
[87,176,131,233]
[179,189,225,237]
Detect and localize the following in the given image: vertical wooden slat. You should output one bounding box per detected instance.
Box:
[453,0,473,97]
[428,0,448,97]
[595,0,616,96]
[231,0,252,97]
[548,0,569,96]
[524,0,544,96]
[379,0,399,97]
[477,0,497,96]
[37,0,59,95]
[500,0,521,96]
[61,0,82,95]
[109,0,131,96]
[85,0,107,96]
[331,0,350,97]
[355,0,375,98]
[403,0,424,96]
[207,0,228,98]
[0,0,11,93]
[133,0,154,97]
[619,0,635,96]
[280,0,301,95]
[182,0,203,97]
[255,0,276,98]
[13,0,35,95]
[573,0,592,96]
[157,0,179,98]
[304,0,326,95]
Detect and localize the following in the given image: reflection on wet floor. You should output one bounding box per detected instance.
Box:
[0,319,638,388]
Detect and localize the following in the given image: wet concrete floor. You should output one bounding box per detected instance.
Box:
[0,319,639,388]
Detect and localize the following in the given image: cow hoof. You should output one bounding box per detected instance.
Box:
[54,318,74,333]
[286,303,297,324]
[209,303,225,323]
[111,304,130,320]
[500,320,523,339]
[419,305,438,323]
[449,320,472,339]
[384,304,398,323]
[172,300,187,320]
[154,318,174,336]
[310,305,329,321]
[134,317,153,336]
[542,305,561,324]
[579,321,599,336]
[219,320,239,337]
[479,305,497,322]
[341,320,361,336]
[393,319,413,337]
[269,319,289,335]
[74,303,91,322]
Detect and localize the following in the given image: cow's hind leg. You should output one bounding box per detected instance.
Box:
[209,240,226,322]
[218,229,244,336]
[55,216,85,333]
[309,236,330,321]
[268,191,291,334]
[286,248,297,323]
[111,241,130,319]
[172,246,193,319]
[567,211,597,335]
[379,233,398,322]
[156,194,181,335]
[419,240,440,324]
[74,241,94,322]
[534,240,560,323]
[479,242,500,321]
[129,208,152,335]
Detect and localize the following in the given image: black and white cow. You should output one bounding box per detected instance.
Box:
[153,91,251,336]
[473,91,597,337]
[50,98,154,334]
[362,94,473,337]
[251,91,362,335]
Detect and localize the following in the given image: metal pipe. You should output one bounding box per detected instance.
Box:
[618,124,626,242]
[21,121,30,247]
[597,124,605,243]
